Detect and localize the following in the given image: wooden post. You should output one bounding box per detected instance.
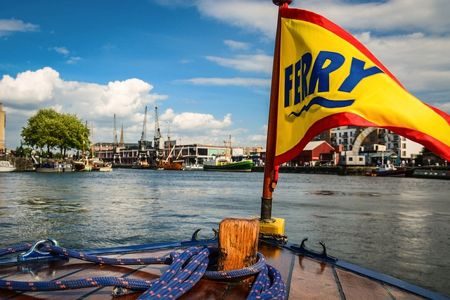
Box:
[218,218,260,271]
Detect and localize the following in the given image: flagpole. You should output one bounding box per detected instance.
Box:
[261,0,292,222]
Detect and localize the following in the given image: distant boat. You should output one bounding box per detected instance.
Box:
[203,157,253,172]
[0,161,15,172]
[35,161,72,173]
[159,160,184,171]
[412,168,450,180]
[184,164,203,171]
[73,159,92,172]
[365,163,406,177]
[91,158,113,172]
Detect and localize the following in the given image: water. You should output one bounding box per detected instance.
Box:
[0,170,449,296]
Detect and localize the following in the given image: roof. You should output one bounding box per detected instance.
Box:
[304,141,328,151]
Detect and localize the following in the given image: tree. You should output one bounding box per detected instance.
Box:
[21,108,90,157]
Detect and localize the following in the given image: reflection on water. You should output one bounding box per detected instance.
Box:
[0,170,449,296]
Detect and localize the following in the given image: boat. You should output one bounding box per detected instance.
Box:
[73,158,92,172]
[0,232,445,299]
[160,160,184,170]
[184,164,203,171]
[411,168,450,180]
[203,135,254,172]
[1,1,449,299]
[203,157,254,172]
[365,162,407,177]
[0,160,15,172]
[91,158,113,172]
[35,161,72,173]
[159,143,184,170]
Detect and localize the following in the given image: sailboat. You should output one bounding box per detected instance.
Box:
[0,1,449,299]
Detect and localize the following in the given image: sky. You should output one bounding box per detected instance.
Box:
[1,0,449,149]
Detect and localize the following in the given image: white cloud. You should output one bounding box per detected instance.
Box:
[153,108,238,145]
[206,54,272,74]
[224,39,250,51]
[53,47,70,56]
[0,19,39,36]
[66,56,82,64]
[195,0,276,38]
[0,67,60,104]
[299,0,450,35]
[0,67,168,144]
[182,77,269,87]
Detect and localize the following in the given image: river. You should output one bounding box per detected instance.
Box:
[0,169,449,296]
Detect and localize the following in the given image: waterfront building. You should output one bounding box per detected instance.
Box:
[330,126,423,165]
[93,141,248,166]
[0,103,5,153]
[290,141,335,166]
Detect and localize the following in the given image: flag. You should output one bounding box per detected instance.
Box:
[273,7,450,165]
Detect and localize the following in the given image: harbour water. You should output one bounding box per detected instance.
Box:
[0,170,449,296]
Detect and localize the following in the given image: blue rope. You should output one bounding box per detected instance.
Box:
[0,244,286,299]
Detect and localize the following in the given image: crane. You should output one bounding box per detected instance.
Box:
[139,106,148,151]
[154,106,162,154]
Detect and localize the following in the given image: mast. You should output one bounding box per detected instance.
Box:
[260,0,291,221]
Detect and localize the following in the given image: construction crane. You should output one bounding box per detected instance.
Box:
[113,114,118,146]
[139,106,148,151]
[154,106,162,154]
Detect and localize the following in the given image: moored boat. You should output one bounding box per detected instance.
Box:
[0,161,15,172]
[159,160,184,170]
[35,161,72,173]
[365,164,407,177]
[412,168,450,180]
[73,158,92,172]
[91,158,113,172]
[203,158,254,172]
[184,163,203,171]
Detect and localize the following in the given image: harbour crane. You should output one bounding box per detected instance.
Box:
[154,106,162,160]
[139,106,148,151]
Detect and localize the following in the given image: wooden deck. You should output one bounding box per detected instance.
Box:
[0,244,425,299]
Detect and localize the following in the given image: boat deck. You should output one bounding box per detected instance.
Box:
[0,241,428,300]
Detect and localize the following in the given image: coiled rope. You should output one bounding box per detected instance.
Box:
[0,242,286,299]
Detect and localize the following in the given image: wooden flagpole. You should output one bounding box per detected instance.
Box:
[261,0,292,221]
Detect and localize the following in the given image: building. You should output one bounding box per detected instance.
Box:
[0,103,5,152]
[291,141,335,166]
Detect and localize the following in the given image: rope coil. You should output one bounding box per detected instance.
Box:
[0,242,286,299]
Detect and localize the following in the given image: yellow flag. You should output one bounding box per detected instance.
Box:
[274,7,450,164]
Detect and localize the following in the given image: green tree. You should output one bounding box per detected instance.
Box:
[21,108,90,157]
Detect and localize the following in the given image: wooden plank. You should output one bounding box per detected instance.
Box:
[289,256,341,299]
[258,243,295,289]
[336,268,393,300]
[384,284,425,300]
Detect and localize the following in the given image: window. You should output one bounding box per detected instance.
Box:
[348,157,353,161]
[198,148,207,155]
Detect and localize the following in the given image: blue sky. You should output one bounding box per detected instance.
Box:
[1,0,449,149]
